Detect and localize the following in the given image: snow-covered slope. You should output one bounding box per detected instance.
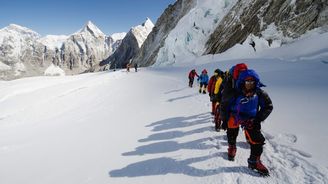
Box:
[44,63,65,76]
[0,32,328,184]
[134,0,327,67]
[0,24,40,41]
[77,21,106,38]
[111,32,127,43]
[131,18,154,48]
[37,35,69,50]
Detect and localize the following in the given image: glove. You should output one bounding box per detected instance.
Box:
[221,120,227,130]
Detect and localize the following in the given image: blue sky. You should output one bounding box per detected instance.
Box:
[0,0,175,36]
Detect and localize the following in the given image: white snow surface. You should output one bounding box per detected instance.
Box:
[0,32,328,184]
[0,62,11,71]
[44,64,65,76]
[37,35,69,50]
[111,32,127,42]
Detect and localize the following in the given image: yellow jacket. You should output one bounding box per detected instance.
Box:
[214,77,223,95]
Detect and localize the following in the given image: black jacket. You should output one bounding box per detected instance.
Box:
[220,75,273,123]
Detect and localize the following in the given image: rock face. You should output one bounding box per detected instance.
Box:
[100,18,154,69]
[59,21,113,73]
[0,21,115,80]
[132,0,196,67]
[205,0,328,54]
[132,0,327,67]
[0,24,48,80]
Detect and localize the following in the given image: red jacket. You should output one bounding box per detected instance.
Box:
[208,75,217,94]
[189,70,199,78]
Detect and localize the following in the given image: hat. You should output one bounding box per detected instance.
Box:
[214,69,221,74]
[245,76,255,81]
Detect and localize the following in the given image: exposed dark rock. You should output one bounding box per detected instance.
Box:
[205,0,328,54]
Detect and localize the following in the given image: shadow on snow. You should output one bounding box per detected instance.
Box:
[122,136,221,156]
[109,154,258,177]
[167,93,199,102]
[145,113,210,132]
[108,113,261,178]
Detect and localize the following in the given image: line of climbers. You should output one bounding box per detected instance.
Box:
[187,63,273,176]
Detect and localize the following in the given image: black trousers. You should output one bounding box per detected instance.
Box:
[199,83,208,89]
[189,77,194,87]
[227,127,265,156]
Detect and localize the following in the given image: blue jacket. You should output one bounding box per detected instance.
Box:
[229,69,272,123]
[198,73,209,84]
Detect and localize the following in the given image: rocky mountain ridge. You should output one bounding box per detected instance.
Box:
[0,21,125,80]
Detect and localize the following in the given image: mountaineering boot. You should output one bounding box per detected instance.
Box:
[202,90,206,94]
[227,145,236,161]
[199,88,202,93]
[248,156,269,176]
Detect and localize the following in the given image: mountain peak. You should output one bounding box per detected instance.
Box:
[8,24,27,30]
[143,18,154,29]
[78,20,105,38]
[3,24,40,38]
[85,20,95,27]
[130,18,154,48]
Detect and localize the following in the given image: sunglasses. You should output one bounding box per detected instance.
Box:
[245,80,255,85]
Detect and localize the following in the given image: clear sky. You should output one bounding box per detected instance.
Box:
[0,0,176,36]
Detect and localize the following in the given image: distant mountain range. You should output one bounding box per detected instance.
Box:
[0,19,151,80]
